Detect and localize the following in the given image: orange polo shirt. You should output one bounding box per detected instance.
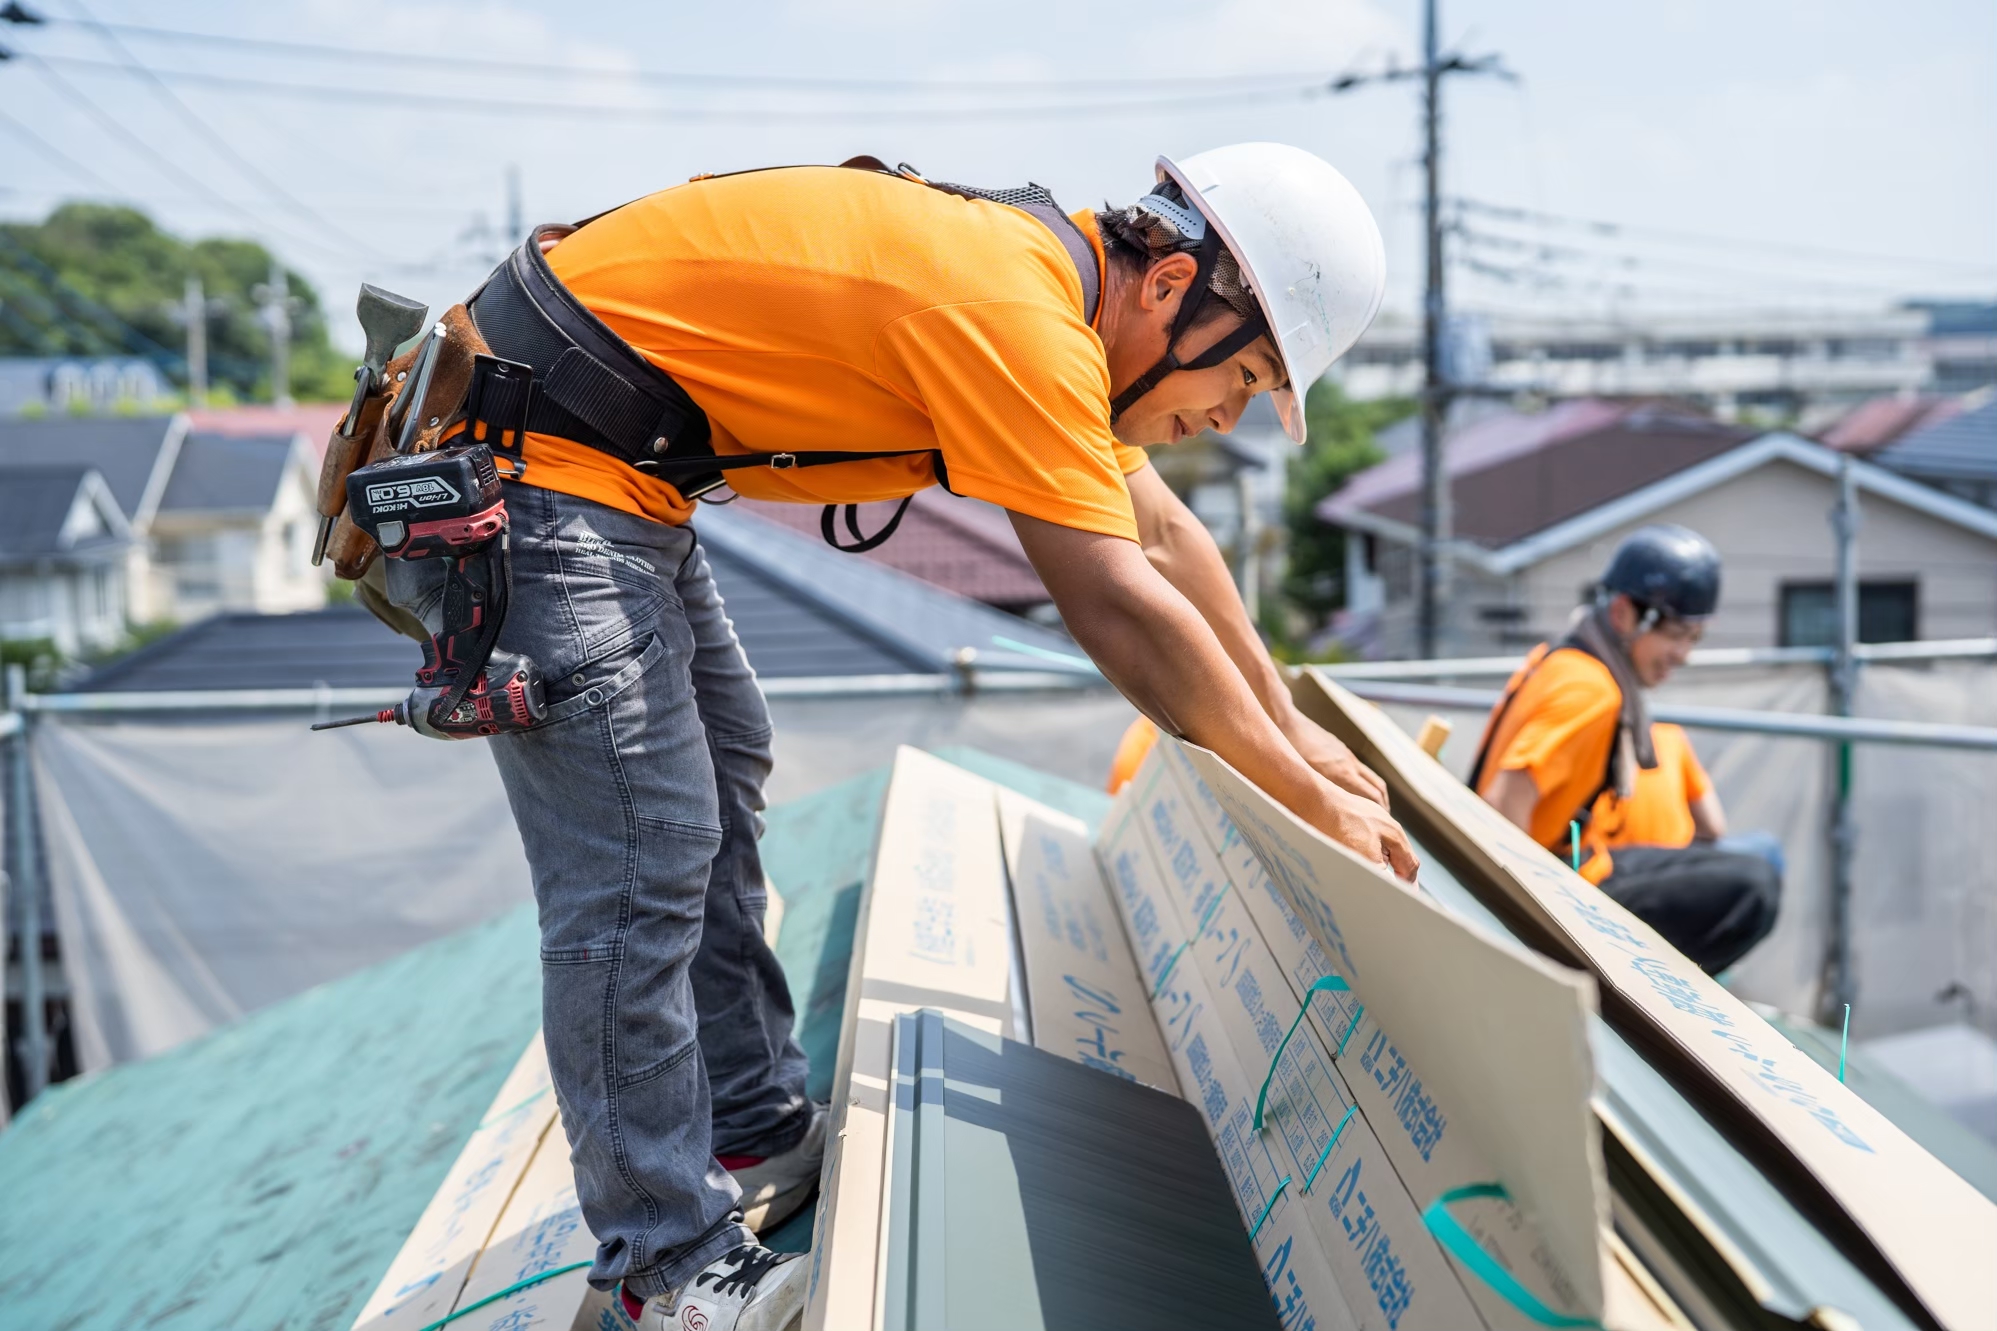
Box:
[1477,648,1714,881]
[515,166,1150,540]
[1596,723,1712,850]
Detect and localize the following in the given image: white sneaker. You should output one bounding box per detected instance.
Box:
[722,1103,828,1234]
[637,1245,807,1331]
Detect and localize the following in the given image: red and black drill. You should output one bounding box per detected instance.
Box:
[314,355,548,739]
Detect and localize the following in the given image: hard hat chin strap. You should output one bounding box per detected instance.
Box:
[1109,229,1269,425]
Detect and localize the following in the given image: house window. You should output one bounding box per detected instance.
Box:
[1778,581,1919,647]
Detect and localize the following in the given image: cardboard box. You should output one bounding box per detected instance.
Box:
[1178,742,1609,1325]
[1119,758,1491,1331]
[1154,741,1589,1331]
[996,788,1180,1094]
[1100,794,1362,1331]
[1299,669,1997,1331]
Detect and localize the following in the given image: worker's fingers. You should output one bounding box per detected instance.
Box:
[1380,823,1421,882]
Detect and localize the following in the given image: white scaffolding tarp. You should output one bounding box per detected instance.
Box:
[1385,658,1997,1042]
[32,691,1139,1069]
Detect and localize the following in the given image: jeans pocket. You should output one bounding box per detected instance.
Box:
[537,630,669,728]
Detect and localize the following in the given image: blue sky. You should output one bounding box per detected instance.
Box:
[3,0,1992,351]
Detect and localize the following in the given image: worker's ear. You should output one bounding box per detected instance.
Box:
[1141,252,1199,312]
[1606,594,1640,636]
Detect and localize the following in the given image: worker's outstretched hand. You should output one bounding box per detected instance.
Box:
[1304,778,1420,881]
[1282,711,1390,808]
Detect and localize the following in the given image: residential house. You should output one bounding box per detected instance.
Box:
[0,414,332,638]
[0,465,132,656]
[730,488,1052,618]
[1320,400,1997,657]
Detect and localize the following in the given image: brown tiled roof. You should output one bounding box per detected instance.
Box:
[726,489,1048,609]
[1815,395,1967,454]
[1325,402,1755,549]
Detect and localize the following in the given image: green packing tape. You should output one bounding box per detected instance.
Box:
[1335,1004,1366,1058]
[1302,1103,1358,1194]
[1248,1174,1292,1242]
[1150,883,1233,1000]
[1253,974,1351,1132]
[413,1261,594,1331]
[1422,1184,1601,1329]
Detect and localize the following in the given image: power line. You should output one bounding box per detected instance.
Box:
[27,50,1333,123]
[1453,196,1997,278]
[25,14,1356,94]
[11,50,358,261]
[0,100,116,190]
[57,0,380,263]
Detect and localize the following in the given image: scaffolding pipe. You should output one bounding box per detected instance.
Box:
[1821,456,1860,1025]
[5,664,48,1103]
[1328,677,1997,750]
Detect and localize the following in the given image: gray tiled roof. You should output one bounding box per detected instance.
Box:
[0,415,176,521]
[158,433,295,514]
[1873,397,1997,484]
[0,464,122,563]
[75,512,1097,692]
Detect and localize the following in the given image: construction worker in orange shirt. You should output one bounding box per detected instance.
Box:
[1472,526,1782,976]
[375,145,1411,1330]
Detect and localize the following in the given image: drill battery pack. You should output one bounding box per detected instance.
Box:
[344,442,503,559]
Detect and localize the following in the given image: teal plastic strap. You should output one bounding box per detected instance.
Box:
[1150,883,1232,1000]
[1335,1004,1366,1057]
[414,1261,593,1331]
[1838,1002,1851,1083]
[1253,974,1351,1131]
[1248,1174,1292,1241]
[1422,1184,1601,1329]
[1302,1103,1358,1194]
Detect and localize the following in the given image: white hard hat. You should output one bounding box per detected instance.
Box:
[1158,143,1387,444]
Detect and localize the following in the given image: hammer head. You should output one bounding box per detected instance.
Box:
[355,283,430,375]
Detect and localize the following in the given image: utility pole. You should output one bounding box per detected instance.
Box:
[1323,12,1511,659]
[1819,456,1860,1025]
[256,257,293,407]
[182,273,208,406]
[1417,0,1449,659]
[506,165,524,247]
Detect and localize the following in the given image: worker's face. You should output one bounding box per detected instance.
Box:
[1609,594,1704,686]
[1107,252,1287,446]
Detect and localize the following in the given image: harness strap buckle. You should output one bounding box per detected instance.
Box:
[769,453,799,470]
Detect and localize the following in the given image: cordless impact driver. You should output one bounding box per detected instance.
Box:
[313,357,549,738]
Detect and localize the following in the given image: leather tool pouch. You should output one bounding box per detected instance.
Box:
[325,303,491,582]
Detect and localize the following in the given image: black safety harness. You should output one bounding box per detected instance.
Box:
[465,158,1103,553]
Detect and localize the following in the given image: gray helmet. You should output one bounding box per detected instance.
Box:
[1601,525,1721,621]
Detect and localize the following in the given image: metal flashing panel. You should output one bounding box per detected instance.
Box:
[882,1009,1277,1331]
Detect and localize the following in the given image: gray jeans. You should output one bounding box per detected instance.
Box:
[387,482,810,1298]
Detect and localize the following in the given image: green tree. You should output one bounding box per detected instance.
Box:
[0,202,349,401]
[1280,381,1415,641]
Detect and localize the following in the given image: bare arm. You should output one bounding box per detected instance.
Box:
[1690,790,1728,840]
[1485,768,1540,832]
[1124,464,1389,806]
[1009,510,1417,879]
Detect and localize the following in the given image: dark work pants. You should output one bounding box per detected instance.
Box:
[387,483,811,1299]
[1600,839,1782,974]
